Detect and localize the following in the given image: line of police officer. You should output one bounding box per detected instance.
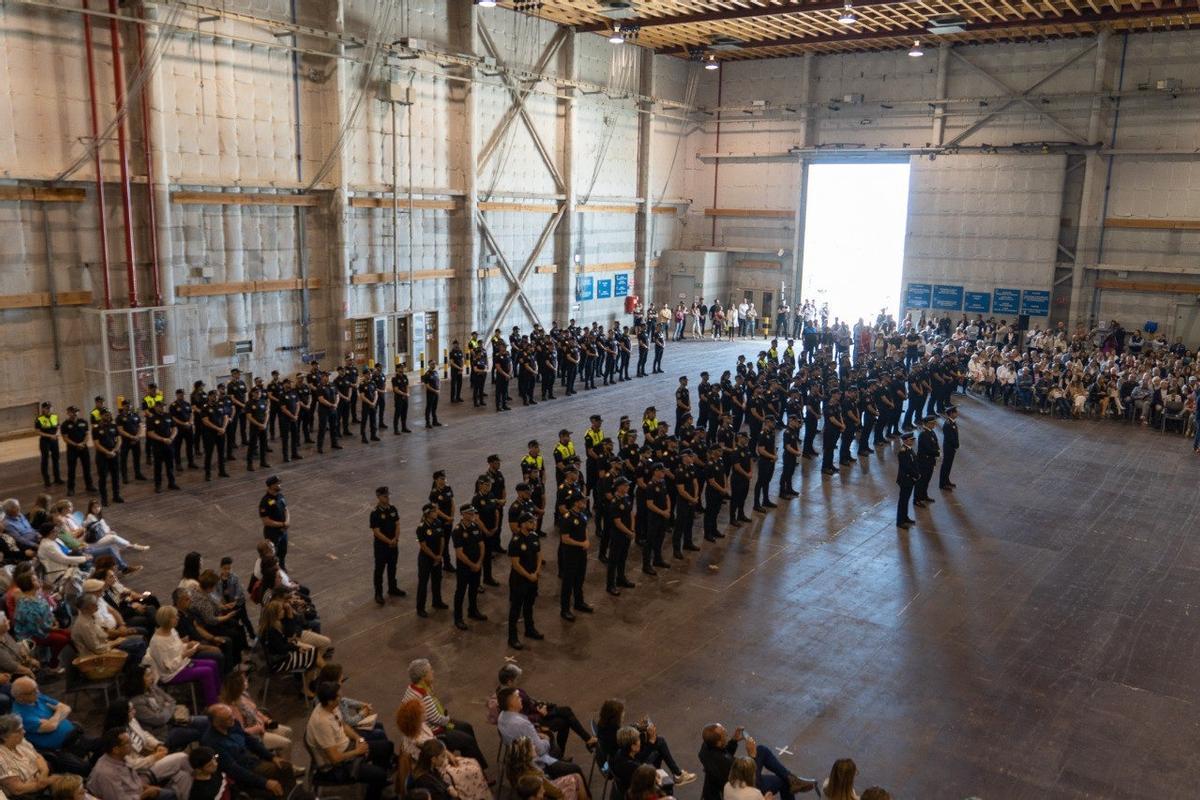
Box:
[377,336,963,651]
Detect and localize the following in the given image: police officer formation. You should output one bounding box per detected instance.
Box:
[31,318,671,504]
[368,336,964,652]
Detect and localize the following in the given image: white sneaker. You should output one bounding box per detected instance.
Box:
[131,544,151,551]
[675,771,697,786]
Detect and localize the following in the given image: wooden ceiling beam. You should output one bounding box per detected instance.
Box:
[576,0,917,33]
[656,0,1199,53]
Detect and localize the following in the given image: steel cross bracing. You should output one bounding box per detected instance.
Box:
[474,21,570,332]
[945,44,1097,147]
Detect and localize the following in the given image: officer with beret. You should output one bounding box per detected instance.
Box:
[370,487,406,606]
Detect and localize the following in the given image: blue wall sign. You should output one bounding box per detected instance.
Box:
[597,279,612,299]
[575,276,594,302]
[932,284,964,311]
[1021,290,1050,316]
[905,283,932,309]
[964,292,991,314]
[993,288,1020,315]
[614,273,629,297]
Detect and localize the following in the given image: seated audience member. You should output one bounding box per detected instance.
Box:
[83,577,148,640]
[69,593,144,670]
[0,611,39,680]
[12,571,71,669]
[628,764,668,800]
[515,775,546,800]
[305,681,392,800]
[723,757,765,800]
[218,556,256,641]
[822,759,858,800]
[86,727,181,800]
[124,664,208,752]
[50,502,132,573]
[49,774,90,800]
[92,567,154,634]
[259,597,322,699]
[493,662,595,754]
[82,500,151,552]
[27,495,54,533]
[0,712,57,797]
[10,677,99,776]
[497,689,585,783]
[221,671,291,752]
[611,726,670,798]
[184,747,226,800]
[698,723,814,800]
[146,606,222,707]
[314,663,387,741]
[394,699,489,798]
[409,739,455,800]
[505,735,589,800]
[192,570,249,659]
[596,699,694,787]
[1,500,40,557]
[102,700,193,792]
[171,589,231,674]
[199,703,298,799]
[36,524,88,590]
[859,788,890,800]
[402,658,487,768]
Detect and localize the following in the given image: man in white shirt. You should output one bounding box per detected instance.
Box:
[496,687,584,781]
[306,682,391,800]
[738,301,750,337]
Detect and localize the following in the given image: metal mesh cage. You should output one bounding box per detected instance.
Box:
[81,306,200,409]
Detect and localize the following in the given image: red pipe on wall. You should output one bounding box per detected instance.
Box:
[107,0,140,308]
[135,15,162,307]
[81,0,113,310]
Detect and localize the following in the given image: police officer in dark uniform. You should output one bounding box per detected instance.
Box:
[896,431,919,528]
[641,462,671,575]
[839,387,860,465]
[540,343,558,401]
[939,405,960,490]
[245,386,270,471]
[449,341,465,403]
[94,409,124,506]
[606,477,637,594]
[116,399,147,483]
[415,504,449,618]
[507,512,544,650]
[335,367,354,436]
[452,504,487,631]
[752,418,778,511]
[200,390,230,481]
[316,373,342,453]
[170,389,198,470]
[728,432,753,526]
[423,364,442,427]
[217,384,237,458]
[370,486,406,605]
[359,375,379,443]
[635,326,649,377]
[278,379,303,462]
[343,355,360,424]
[702,445,730,541]
[146,402,179,493]
[492,346,513,412]
[470,348,488,407]
[372,365,387,431]
[779,414,802,498]
[652,327,666,374]
[674,376,691,433]
[558,494,593,621]
[35,402,63,487]
[258,475,290,569]
[820,389,844,476]
[914,414,940,506]
[228,368,249,446]
[391,366,411,433]
[61,406,95,496]
[296,374,315,444]
[672,450,701,558]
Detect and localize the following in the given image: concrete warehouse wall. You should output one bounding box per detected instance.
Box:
[2,1,1199,427]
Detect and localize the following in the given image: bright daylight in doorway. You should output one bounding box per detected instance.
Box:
[800,162,911,324]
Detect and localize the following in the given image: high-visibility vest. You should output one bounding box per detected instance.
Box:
[554,442,576,463]
[36,414,58,431]
[143,392,164,409]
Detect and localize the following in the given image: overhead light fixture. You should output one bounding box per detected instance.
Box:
[704,54,719,70]
[609,25,624,44]
[475,0,497,7]
[838,1,857,25]
[908,39,924,57]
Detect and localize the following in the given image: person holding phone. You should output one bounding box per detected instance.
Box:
[698,723,815,800]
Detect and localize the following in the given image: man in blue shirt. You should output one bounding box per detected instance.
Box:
[200,703,299,798]
[0,500,39,555]
[11,676,99,775]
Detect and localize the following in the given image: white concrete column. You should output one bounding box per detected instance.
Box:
[932,43,951,146]
[327,0,353,355]
[789,53,817,306]
[553,30,577,327]
[635,49,655,309]
[453,0,480,342]
[1069,27,1113,331]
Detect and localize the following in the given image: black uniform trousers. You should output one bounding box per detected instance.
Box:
[376,396,386,429]
[66,445,94,494]
[897,481,914,524]
[606,533,630,590]
[226,413,240,455]
[416,555,444,613]
[153,442,176,489]
[471,375,486,407]
[508,579,537,638]
[636,350,648,377]
[729,477,750,523]
[247,426,269,468]
[203,432,227,478]
[839,425,857,462]
[703,489,725,540]
[559,548,586,612]
[360,404,378,442]
[425,393,440,425]
[453,566,481,622]
[541,370,556,400]
[96,453,121,504]
[338,398,352,435]
[916,459,936,501]
[317,409,340,451]
[859,415,876,450]
[120,441,146,481]
[174,428,197,468]
[821,430,840,471]
[643,516,667,570]
[450,369,464,402]
[652,347,664,373]
[393,399,409,431]
[753,461,774,506]
[779,456,798,493]
[279,418,299,461]
[672,504,696,554]
[39,439,61,486]
[494,379,510,411]
[372,540,399,597]
[939,448,957,487]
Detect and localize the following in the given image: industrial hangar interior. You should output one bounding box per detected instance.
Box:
[1,0,1199,798]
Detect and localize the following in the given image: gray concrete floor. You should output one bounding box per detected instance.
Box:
[6,339,1199,799]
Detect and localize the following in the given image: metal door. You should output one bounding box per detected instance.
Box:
[424,312,440,368]
[394,315,411,371]
[372,317,388,369]
[671,274,694,306]
[1173,304,1200,348]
